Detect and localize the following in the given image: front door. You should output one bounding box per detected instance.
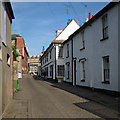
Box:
[51,65,53,79]
[74,60,76,86]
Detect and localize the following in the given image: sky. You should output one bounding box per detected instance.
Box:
[11,2,110,56]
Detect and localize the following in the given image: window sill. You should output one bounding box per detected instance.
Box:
[81,79,85,82]
[7,64,10,67]
[2,42,7,48]
[102,81,110,84]
[100,37,109,41]
[80,47,85,51]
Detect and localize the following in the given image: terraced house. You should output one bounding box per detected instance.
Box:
[0,1,14,117]
[63,2,120,94]
[12,34,29,78]
[40,19,80,82]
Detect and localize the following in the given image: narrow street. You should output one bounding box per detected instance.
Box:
[13,75,100,118]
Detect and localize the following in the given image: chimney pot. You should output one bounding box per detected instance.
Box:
[42,46,45,54]
[89,12,91,20]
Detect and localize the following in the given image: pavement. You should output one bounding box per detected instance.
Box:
[2,75,120,119]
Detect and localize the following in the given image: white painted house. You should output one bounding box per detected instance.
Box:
[63,2,120,93]
[63,38,73,83]
[40,19,80,82]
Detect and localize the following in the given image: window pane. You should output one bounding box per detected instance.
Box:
[58,65,64,76]
[102,15,108,38]
[81,60,85,80]
[58,46,63,58]
[103,56,110,81]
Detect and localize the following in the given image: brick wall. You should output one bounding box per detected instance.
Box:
[16,37,29,74]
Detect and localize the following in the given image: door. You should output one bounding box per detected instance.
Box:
[74,60,76,86]
[51,65,53,79]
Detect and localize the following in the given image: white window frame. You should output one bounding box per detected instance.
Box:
[57,65,64,76]
[80,59,85,81]
[102,14,108,39]
[102,56,110,82]
[7,54,10,66]
[23,48,24,57]
[66,63,70,79]
[80,31,85,50]
[58,46,63,58]
[66,44,69,58]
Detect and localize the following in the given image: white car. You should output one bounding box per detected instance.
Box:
[33,72,38,75]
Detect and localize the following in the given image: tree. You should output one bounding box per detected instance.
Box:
[12,45,18,61]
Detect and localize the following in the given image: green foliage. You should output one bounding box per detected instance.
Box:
[11,38,17,40]
[12,45,18,61]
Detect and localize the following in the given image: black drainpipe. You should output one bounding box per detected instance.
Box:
[55,45,57,83]
[71,38,73,86]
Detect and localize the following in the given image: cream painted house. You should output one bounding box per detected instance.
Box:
[0,1,14,117]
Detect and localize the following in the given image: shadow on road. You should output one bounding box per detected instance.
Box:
[33,75,43,80]
[32,75,120,118]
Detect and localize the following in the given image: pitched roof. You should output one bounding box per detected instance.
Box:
[55,19,78,40]
[41,19,78,58]
[4,1,15,22]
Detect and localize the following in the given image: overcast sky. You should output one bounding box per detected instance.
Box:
[11,2,109,56]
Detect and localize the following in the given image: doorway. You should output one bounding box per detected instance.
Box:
[74,60,76,86]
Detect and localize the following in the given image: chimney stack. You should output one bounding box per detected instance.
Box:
[89,12,91,20]
[56,30,62,37]
[42,46,45,54]
[67,19,71,25]
[92,15,94,17]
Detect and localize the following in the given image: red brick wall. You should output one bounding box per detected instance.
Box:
[16,37,24,55]
[16,37,29,74]
[22,58,28,74]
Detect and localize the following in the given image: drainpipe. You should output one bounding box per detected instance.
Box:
[54,45,57,83]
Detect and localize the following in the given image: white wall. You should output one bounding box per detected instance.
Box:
[63,40,72,83]
[41,44,56,79]
[56,45,64,79]
[73,4,119,92]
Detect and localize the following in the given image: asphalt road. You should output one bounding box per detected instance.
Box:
[14,75,100,118]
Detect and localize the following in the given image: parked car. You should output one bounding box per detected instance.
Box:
[34,72,38,75]
[29,72,33,75]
